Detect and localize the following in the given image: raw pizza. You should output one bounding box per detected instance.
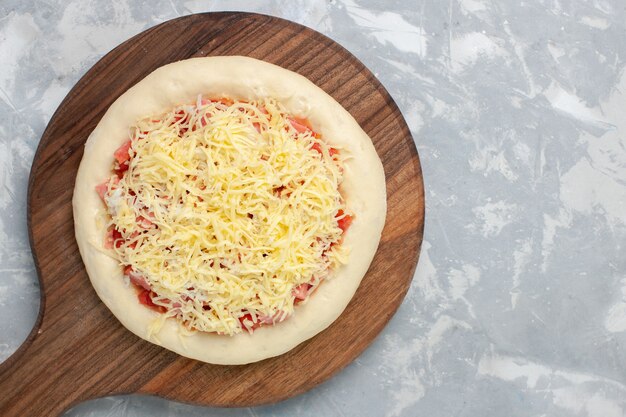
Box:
[73,56,386,364]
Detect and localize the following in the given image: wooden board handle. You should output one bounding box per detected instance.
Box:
[0,271,182,416]
[0,300,91,416]
[0,284,140,416]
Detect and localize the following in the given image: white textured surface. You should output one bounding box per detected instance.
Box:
[1,1,625,416]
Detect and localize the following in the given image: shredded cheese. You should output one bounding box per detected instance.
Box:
[100,96,350,335]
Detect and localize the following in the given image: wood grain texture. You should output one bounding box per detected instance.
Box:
[0,12,424,416]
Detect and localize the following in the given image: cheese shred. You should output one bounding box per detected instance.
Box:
[100,96,350,335]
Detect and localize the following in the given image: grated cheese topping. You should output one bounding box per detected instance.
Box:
[98,96,351,336]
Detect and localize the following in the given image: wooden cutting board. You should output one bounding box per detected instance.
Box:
[0,12,424,416]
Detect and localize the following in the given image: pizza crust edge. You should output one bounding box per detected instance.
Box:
[73,56,386,364]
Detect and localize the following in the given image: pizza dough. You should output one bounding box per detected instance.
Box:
[73,56,386,365]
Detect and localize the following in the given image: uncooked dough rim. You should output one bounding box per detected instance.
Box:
[73,56,386,365]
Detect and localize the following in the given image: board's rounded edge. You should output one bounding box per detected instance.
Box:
[20,10,426,409]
